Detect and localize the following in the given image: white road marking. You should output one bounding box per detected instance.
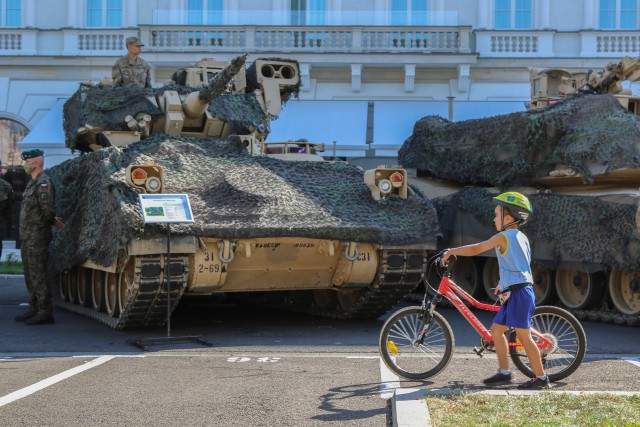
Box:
[379,356,401,400]
[622,357,640,368]
[0,355,115,407]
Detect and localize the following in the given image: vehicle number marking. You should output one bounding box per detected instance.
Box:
[198,263,220,273]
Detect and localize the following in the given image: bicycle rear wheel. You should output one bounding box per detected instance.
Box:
[510,305,586,382]
[379,306,454,380]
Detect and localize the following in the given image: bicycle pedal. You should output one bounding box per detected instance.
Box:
[473,347,484,358]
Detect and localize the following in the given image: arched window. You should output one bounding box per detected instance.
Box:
[187,0,224,25]
[600,0,638,29]
[87,0,122,28]
[0,0,22,27]
[494,0,531,29]
[391,0,429,25]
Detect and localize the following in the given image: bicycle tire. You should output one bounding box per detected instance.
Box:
[510,305,587,382]
[379,306,455,380]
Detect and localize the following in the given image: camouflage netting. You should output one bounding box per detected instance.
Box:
[399,94,640,186]
[62,85,270,153]
[432,187,640,270]
[47,135,440,273]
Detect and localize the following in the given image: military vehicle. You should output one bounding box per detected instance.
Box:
[400,56,640,326]
[49,55,440,329]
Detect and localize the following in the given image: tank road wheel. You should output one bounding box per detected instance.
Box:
[67,267,79,304]
[450,257,483,298]
[91,270,107,312]
[313,290,338,310]
[609,269,640,316]
[555,269,606,310]
[104,272,119,317]
[117,259,137,315]
[482,257,499,301]
[532,265,556,306]
[58,271,69,302]
[77,267,91,307]
[337,289,365,311]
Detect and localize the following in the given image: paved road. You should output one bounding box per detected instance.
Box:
[1,276,639,426]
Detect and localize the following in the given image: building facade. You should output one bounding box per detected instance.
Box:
[0,0,639,165]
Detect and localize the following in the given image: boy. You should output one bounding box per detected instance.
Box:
[441,191,550,389]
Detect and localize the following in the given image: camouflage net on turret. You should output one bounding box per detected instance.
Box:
[432,187,640,271]
[399,94,640,186]
[47,135,440,273]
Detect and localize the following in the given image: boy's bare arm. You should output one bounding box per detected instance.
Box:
[442,233,506,264]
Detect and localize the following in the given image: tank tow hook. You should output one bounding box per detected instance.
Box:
[218,240,236,263]
[344,242,359,261]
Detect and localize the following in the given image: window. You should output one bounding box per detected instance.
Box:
[600,0,638,29]
[391,0,429,25]
[0,0,22,27]
[291,0,326,25]
[87,0,122,28]
[494,0,531,29]
[188,0,223,25]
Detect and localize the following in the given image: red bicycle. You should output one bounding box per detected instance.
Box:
[379,250,586,381]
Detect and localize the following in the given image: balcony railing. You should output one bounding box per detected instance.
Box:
[1,26,638,59]
[138,25,472,54]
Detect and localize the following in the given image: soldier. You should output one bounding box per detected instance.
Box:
[112,36,151,88]
[0,161,14,260]
[14,149,61,325]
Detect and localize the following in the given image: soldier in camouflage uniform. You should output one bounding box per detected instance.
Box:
[15,149,59,325]
[112,36,151,88]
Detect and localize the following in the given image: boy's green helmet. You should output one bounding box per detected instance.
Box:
[493,192,533,224]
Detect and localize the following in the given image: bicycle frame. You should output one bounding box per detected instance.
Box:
[430,274,554,351]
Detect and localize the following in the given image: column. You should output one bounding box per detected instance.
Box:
[477,0,489,29]
[537,0,550,29]
[126,0,138,28]
[67,0,80,28]
[374,0,385,25]
[299,64,311,92]
[583,0,596,29]
[404,64,415,93]
[25,0,36,27]
[351,64,362,92]
[434,0,445,25]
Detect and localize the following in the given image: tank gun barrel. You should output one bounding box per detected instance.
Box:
[183,53,249,119]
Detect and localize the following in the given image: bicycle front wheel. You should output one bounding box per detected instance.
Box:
[379,306,454,380]
[510,305,586,382]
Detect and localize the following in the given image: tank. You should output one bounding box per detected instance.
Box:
[399,58,640,326]
[48,55,441,329]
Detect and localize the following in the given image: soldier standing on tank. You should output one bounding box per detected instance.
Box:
[0,160,14,260]
[112,36,151,88]
[14,150,62,325]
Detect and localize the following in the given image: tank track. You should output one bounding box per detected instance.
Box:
[247,248,427,319]
[54,255,189,330]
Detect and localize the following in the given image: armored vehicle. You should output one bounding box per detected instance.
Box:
[49,55,440,329]
[400,57,640,325]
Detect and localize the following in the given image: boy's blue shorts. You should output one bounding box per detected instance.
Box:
[493,285,535,329]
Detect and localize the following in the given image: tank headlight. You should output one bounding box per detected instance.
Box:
[378,179,392,194]
[390,171,404,188]
[145,176,162,193]
[131,167,148,185]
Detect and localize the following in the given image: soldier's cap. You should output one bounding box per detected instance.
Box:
[126,36,144,47]
[21,149,44,160]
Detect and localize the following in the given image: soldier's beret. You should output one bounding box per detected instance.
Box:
[21,149,44,160]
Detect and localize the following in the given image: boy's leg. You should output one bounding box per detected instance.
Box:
[514,327,545,377]
[490,322,510,370]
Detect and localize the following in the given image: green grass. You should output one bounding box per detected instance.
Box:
[426,392,640,427]
[0,253,23,274]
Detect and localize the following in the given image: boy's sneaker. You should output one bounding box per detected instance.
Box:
[483,372,512,387]
[517,377,551,390]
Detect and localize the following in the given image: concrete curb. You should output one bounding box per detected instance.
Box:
[392,388,431,427]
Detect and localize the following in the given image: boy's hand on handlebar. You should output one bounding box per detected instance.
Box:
[440,250,452,266]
